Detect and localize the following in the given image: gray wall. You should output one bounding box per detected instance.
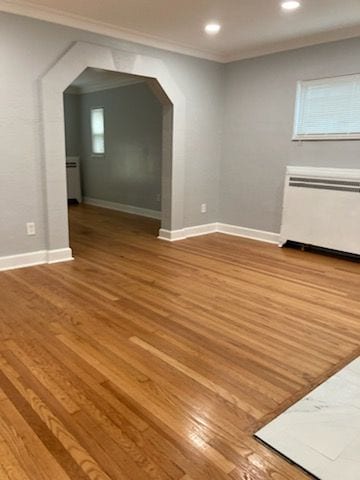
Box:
[0,12,223,257]
[64,93,81,157]
[2,9,360,260]
[221,37,360,234]
[77,83,162,212]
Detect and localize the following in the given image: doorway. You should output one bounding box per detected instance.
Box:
[63,68,167,251]
[41,41,185,262]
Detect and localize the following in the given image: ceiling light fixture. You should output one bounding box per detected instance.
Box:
[281,1,301,10]
[205,23,221,35]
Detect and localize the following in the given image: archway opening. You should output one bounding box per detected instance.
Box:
[41,42,185,263]
[62,67,173,254]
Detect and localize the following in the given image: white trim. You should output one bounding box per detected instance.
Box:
[183,223,218,239]
[0,248,73,272]
[222,25,360,63]
[158,223,279,244]
[0,250,47,271]
[158,223,217,241]
[0,223,279,272]
[285,166,360,180]
[83,197,162,220]
[2,0,360,63]
[217,223,280,244]
[0,0,220,62]
[158,229,188,241]
[47,248,73,264]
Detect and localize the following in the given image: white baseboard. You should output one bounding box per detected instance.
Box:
[83,197,161,220]
[158,229,187,241]
[83,198,279,244]
[158,223,217,241]
[0,248,73,272]
[158,222,279,244]
[217,223,280,244]
[1,224,278,272]
[47,248,73,264]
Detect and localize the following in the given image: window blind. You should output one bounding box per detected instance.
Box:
[293,74,360,140]
[91,108,105,154]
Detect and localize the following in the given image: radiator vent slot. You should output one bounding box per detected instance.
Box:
[66,162,77,169]
[289,176,360,193]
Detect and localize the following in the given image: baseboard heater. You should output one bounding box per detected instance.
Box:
[279,167,360,257]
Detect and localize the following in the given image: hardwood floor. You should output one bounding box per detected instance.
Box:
[0,204,359,479]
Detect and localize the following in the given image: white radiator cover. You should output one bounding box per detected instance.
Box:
[280,167,360,256]
[66,157,82,203]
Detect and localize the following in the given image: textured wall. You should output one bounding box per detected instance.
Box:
[221,37,360,234]
[77,83,163,212]
[0,12,223,257]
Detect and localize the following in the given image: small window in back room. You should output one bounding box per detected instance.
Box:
[293,73,360,140]
[90,107,105,155]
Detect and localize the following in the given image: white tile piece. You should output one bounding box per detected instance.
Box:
[256,357,360,480]
[348,358,360,376]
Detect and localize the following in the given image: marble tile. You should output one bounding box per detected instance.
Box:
[256,357,360,480]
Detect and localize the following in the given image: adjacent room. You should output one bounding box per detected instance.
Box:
[64,68,167,249]
[0,1,359,479]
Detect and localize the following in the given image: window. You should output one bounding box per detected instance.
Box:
[293,74,360,140]
[90,107,105,154]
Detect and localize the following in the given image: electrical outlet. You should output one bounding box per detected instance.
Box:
[156,193,161,202]
[26,222,36,236]
[201,203,207,214]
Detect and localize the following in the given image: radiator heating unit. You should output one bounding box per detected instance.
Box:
[280,167,360,256]
[66,156,82,204]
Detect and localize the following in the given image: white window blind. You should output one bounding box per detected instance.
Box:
[293,74,360,140]
[90,107,105,154]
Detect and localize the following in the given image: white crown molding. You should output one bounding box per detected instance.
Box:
[3,0,360,64]
[0,248,73,271]
[0,0,222,62]
[83,197,162,220]
[224,25,360,63]
[158,223,280,244]
[65,78,145,95]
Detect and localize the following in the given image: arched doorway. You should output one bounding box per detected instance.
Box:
[41,41,186,261]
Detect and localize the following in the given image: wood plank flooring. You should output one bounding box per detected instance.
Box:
[0,203,359,479]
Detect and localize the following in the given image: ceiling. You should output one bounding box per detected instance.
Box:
[2,0,360,62]
[64,68,145,94]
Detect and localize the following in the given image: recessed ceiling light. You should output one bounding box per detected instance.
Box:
[281,1,301,10]
[205,23,221,35]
